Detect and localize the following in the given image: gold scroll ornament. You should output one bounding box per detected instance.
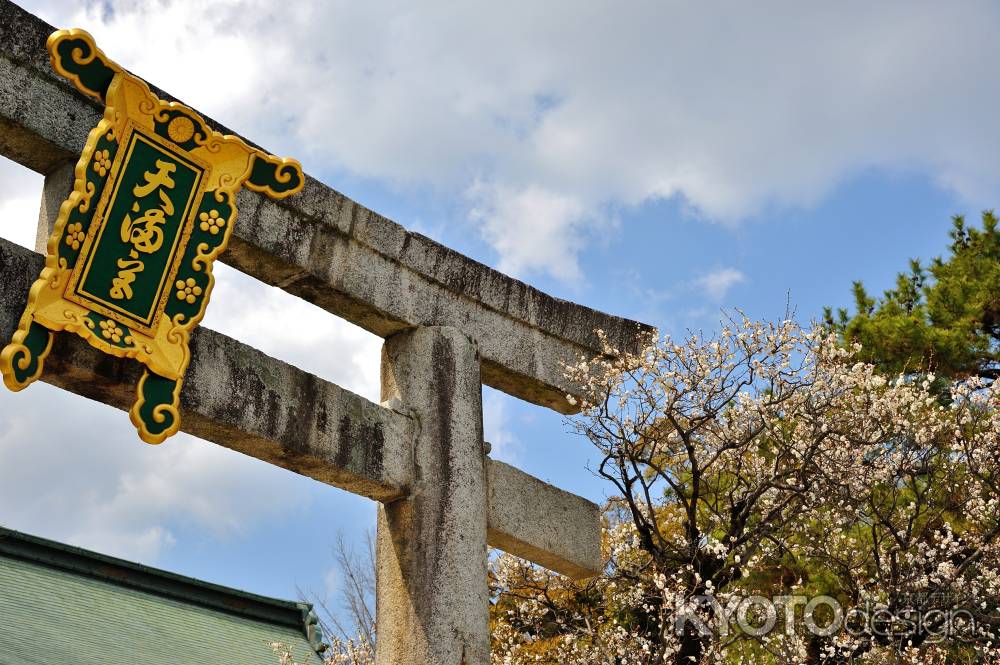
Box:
[0,29,304,444]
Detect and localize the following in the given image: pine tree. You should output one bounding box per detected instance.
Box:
[825,211,1000,383]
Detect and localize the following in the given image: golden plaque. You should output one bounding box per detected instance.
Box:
[1,29,304,443]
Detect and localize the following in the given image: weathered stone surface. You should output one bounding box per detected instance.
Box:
[376,327,489,665]
[487,460,601,579]
[0,0,654,415]
[0,238,414,502]
[34,159,74,252]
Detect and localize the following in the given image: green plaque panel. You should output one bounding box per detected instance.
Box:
[70,128,205,333]
[0,29,304,444]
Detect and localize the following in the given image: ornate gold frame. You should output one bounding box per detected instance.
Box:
[0,29,304,444]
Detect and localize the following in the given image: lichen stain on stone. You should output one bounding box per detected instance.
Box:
[337,414,385,477]
[277,372,322,456]
[430,333,456,561]
[220,360,284,441]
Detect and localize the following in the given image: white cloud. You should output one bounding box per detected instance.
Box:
[322,565,340,600]
[0,157,42,250]
[468,182,590,282]
[22,0,1000,283]
[0,382,313,562]
[483,389,523,465]
[694,268,746,301]
[201,264,382,401]
[0,194,40,251]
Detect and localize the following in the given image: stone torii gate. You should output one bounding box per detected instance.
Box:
[0,3,654,664]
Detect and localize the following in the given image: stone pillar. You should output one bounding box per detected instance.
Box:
[35,160,76,254]
[376,326,489,665]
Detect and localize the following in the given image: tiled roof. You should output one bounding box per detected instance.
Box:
[0,526,325,665]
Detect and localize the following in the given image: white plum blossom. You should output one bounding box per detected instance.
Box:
[490,315,1000,664]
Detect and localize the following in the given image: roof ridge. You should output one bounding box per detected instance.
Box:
[0,525,326,654]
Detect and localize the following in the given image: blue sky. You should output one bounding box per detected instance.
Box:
[0,0,997,627]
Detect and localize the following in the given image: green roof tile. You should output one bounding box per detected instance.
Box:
[0,527,324,665]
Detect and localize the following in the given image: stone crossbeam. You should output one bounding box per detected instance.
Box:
[0,238,601,578]
[0,0,654,415]
[0,237,414,503]
[487,460,601,579]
